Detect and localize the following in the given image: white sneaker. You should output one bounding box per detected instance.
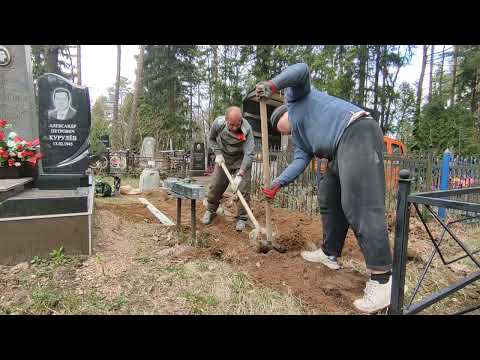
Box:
[353,276,392,314]
[301,248,340,270]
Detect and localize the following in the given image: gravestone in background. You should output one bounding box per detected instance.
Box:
[190,142,205,176]
[140,136,156,169]
[140,137,155,158]
[36,73,91,189]
[0,45,37,140]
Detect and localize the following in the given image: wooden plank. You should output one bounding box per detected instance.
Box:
[138,197,175,226]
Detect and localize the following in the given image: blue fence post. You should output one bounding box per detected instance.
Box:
[439,149,452,220]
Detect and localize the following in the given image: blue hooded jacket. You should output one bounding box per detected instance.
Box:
[271,63,364,187]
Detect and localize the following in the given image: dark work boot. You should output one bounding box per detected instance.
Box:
[202,210,216,225]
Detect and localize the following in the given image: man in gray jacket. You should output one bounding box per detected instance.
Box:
[202,106,255,231]
[257,63,392,314]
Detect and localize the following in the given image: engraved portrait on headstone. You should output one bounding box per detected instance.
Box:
[37,73,90,178]
[0,46,11,67]
[48,88,77,121]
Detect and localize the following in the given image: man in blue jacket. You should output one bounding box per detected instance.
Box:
[257,63,392,314]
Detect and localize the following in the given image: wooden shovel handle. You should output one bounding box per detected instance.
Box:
[219,162,260,229]
[259,100,273,243]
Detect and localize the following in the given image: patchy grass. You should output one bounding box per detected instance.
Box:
[161,260,305,315]
[30,282,62,313]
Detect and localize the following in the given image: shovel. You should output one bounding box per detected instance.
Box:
[219,162,286,253]
[218,162,273,253]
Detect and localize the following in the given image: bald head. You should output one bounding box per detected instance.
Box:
[225,106,243,132]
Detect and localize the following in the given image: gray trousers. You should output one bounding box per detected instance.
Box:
[317,117,392,272]
[206,163,251,221]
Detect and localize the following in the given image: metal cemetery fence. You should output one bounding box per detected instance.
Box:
[94,145,480,221]
[251,146,321,216]
[251,148,480,218]
[91,149,190,178]
[389,170,480,315]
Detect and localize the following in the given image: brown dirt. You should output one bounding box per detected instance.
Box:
[96,202,156,224]
[135,191,368,314]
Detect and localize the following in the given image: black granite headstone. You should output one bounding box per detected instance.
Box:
[190,142,205,176]
[36,73,91,189]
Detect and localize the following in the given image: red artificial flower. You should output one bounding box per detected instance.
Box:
[14,136,23,143]
[31,139,40,147]
[8,159,14,167]
[1,150,8,159]
[23,151,34,158]
[27,153,42,165]
[16,144,23,151]
[0,119,7,128]
[0,131,5,141]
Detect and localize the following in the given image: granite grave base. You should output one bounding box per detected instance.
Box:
[0,177,94,265]
[35,174,90,190]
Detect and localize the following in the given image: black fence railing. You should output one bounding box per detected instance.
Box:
[389,169,480,315]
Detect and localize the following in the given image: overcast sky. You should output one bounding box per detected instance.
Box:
[81,45,139,103]
[80,45,433,105]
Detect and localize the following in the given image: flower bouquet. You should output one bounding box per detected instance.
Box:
[0,118,42,179]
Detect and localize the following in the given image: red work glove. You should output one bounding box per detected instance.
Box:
[262,183,281,200]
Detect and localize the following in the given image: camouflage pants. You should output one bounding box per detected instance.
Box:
[206,163,251,221]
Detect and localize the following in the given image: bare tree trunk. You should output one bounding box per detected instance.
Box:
[450,45,459,106]
[439,45,445,96]
[46,46,60,74]
[125,45,145,150]
[199,83,207,169]
[113,45,121,149]
[428,45,434,101]
[211,45,219,116]
[66,46,75,81]
[471,66,478,115]
[384,57,402,133]
[380,48,387,131]
[357,45,367,106]
[168,46,176,130]
[207,49,213,127]
[416,45,428,116]
[77,45,82,85]
[337,45,345,75]
[373,45,381,114]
